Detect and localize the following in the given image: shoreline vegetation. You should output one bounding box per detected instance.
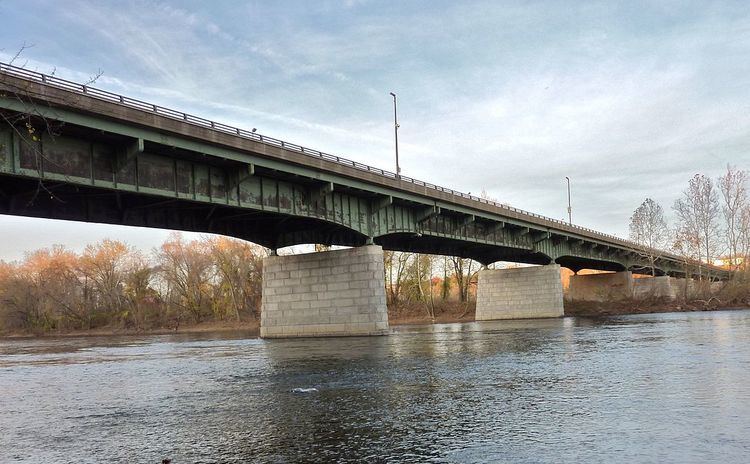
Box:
[2,234,749,340]
[3,300,748,339]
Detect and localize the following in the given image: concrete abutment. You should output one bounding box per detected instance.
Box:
[633,276,676,300]
[568,271,634,302]
[475,265,565,320]
[260,245,389,338]
[568,272,712,302]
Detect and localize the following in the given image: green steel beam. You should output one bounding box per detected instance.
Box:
[116,137,143,170]
[0,96,730,279]
[462,214,476,226]
[316,181,334,198]
[372,195,392,212]
[532,231,550,244]
[416,205,441,222]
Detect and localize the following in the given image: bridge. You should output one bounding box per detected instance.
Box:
[0,63,728,338]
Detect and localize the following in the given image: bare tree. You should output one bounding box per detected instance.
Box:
[78,239,131,317]
[426,255,436,319]
[629,198,669,276]
[718,165,748,269]
[384,250,410,304]
[673,174,722,279]
[205,236,264,321]
[0,233,271,334]
[121,252,155,330]
[441,256,450,300]
[1,45,103,204]
[739,204,750,271]
[451,257,480,302]
[411,253,436,318]
[154,233,213,324]
[25,245,88,330]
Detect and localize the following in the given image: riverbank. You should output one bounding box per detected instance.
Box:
[389,298,750,323]
[1,302,477,338]
[563,298,750,317]
[0,320,260,339]
[4,300,749,338]
[388,301,476,326]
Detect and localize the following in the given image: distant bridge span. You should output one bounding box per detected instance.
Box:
[0,63,728,280]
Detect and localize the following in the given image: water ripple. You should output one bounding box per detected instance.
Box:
[1,311,750,463]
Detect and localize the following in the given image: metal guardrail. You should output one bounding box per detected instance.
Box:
[0,61,713,267]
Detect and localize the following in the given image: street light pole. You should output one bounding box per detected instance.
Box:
[389,92,401,178]
[565,176,572,225]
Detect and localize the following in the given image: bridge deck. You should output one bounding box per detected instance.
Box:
[0,63,728,279]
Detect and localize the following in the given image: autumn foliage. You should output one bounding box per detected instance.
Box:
[0,234,265,334]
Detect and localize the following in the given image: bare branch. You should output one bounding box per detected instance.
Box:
[83,68,104,86]
[629,198,669,276]
[718,165,748,270]
[673,174,721,280]
[8,42,34,67]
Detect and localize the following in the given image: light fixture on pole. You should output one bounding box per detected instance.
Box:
[565,176,572,225]
[389,92,401,178]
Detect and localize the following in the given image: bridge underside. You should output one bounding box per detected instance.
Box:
[0,97,725,280]
[0,175,368,250]
[376,233,554,266]
[0,176,624,271]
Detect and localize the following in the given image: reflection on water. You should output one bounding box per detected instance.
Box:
[2,311,750,463]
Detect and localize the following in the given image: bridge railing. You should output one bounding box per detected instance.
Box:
[0,62,718,269]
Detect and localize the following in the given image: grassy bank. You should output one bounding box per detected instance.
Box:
[562,299,750,317]
[1,320,260,339]
[4,297,749,339]
[1,302,476,338]
[565,281,750,317]
[388,300,476,326]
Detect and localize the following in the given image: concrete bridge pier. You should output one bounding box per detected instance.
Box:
[475,264,565,320]
[568,271,634,302]
[260,245,389,338]
[633,276,677,300]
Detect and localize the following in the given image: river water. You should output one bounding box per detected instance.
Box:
[1,310,749,463]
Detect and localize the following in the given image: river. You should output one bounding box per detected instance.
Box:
[1,310,749,463]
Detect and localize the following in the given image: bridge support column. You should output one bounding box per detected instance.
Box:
[475,265,564,320]
[568,271,633,302]
[260,245,389,338]
[633,276,677,300]
[669,277,694,300]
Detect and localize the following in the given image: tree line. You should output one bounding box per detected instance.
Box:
[0,237,482,334]
[629,165,750,278]
[0,234,264,334]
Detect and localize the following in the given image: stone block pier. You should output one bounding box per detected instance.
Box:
[568,272,721,302]
[475,265,565,320]
[568,271,634,302]
[260,245,389,338]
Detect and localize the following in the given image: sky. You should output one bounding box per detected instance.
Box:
[1,0,749,260]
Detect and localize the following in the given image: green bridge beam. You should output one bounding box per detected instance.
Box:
[0,70,730,280]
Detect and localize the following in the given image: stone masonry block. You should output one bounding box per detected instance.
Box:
[476,264,563,320]
[568,271,633,302]
[261,246,389,338]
